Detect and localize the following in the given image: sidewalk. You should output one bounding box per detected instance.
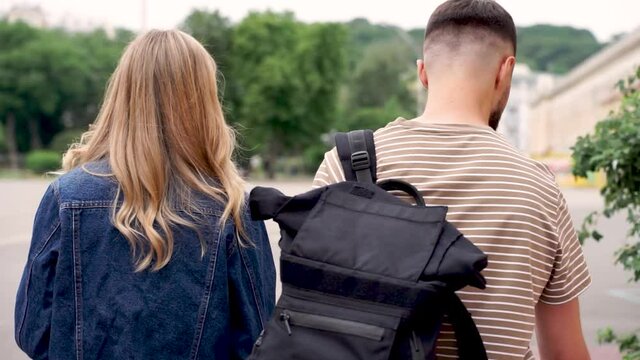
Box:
[531,344,621,359]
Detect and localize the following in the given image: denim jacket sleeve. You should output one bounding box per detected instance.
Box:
[14,182,61,359]
[227,219,276,359]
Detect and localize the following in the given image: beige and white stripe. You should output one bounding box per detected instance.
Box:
[312,118,591,360]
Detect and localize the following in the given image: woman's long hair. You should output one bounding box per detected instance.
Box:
[63,30,246,271]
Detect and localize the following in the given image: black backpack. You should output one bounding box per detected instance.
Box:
[248,130,489,360]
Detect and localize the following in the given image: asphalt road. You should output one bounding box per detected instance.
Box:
[1,179,636,359]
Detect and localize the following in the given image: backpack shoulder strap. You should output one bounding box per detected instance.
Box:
[445,293,488,360]
[334,129,377,184]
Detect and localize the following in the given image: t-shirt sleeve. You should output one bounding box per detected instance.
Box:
[539,191,592,304]
[312,148,345,189]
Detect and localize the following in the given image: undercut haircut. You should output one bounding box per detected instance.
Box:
[424,0,517,55]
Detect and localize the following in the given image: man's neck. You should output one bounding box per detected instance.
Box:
[414,107,490,128]
[414,113,488,127]
[414,84,493,128]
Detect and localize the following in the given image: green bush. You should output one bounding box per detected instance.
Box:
[25,150,61,173]
[303,143,330,174]
[50,129,85,153]
[572,66,640,359]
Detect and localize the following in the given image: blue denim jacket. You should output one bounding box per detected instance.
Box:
[15,163,276,360]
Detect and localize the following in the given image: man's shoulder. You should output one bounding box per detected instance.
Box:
[371,119,559,188]
[488,132,558,185]
[517,155,557,183]
[372,117,411,136]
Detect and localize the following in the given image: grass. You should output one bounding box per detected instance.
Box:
[0,168,36,179]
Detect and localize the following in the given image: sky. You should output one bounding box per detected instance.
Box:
[2,0,639,42]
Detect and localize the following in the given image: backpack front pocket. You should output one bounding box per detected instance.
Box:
[248,292,402,360]
[280,309,385,341]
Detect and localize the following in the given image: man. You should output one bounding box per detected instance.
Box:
[313,0,591,359]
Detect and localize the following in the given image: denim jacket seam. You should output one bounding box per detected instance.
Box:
[61,200,113,209]
[51,180,61,204]
[16,220,61,350]
[189,227,223,359]
[238,245,265,330]
[60,200,223,216]
[71,209,84,360]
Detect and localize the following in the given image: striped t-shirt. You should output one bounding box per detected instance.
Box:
[312,118,591,360]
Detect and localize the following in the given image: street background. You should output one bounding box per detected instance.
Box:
[1,179,638,359]
[1,0,639,358]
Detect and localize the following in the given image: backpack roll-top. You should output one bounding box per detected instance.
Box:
[248,130,489,360]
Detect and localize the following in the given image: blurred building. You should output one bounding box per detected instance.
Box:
[5,4,114,37]
[528,28,640,156]
[498,64,555,151]
[58,15,116,38]
[6,5,47,28]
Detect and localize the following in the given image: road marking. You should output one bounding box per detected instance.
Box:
[608,289,640,304]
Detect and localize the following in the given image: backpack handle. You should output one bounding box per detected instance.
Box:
[378,179,426,207]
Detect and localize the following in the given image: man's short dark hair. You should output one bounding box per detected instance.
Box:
[425,0,517,54]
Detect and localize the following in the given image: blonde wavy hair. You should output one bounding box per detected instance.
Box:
[63,30,246,271]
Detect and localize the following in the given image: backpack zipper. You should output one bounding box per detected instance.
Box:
[283,284,411,318]
[279,310,385,341]
[409,330,425,360]
[280,312,293,335]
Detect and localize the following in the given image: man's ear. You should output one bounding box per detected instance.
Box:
[417,59,428,89]
[495,56,516,89]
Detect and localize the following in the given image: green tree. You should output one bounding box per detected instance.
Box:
[517,25,602,74]
[181,10,232,69]
[348,40,417,116]
[0,21,126,167]
[340,98,414,132]
[0,30,91,151]
[297,23,347,163]
[0,20,39,168]
[344,18,405,70]
[572,66,640,359]
[232,12,301,178]
[70,28,130,128]
[180,10,240,126]
[232,12,345,178]
[408,28,425,52]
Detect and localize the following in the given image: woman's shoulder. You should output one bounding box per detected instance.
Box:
[54,161,119,205]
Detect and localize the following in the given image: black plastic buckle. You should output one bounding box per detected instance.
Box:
[351,150,370,171]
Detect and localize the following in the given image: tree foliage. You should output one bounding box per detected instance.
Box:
[599,327,640,360]
[231,12,346,177]
[0,20,126,168]
[344,18,417,70]
[0,15,608,176]
[349,40,416,112]
[516,25,602,74]
[572,66,640,359]
[335,19,420,143]
[179,9,243,134]
[180,9,232,70]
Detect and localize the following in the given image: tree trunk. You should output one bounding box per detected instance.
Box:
[263,153,276,180]
[28,117,42,150]
[5,113,19,169]
[263,140,283,180]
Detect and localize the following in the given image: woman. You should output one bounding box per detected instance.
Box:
[14,30,275,359]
